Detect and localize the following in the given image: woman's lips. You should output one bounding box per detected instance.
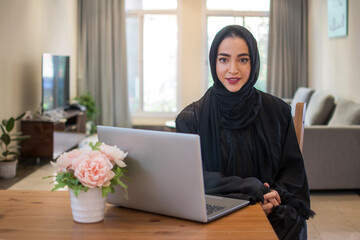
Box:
[226,77,241,84]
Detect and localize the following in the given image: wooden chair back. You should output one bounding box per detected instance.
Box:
[293,102,306,152]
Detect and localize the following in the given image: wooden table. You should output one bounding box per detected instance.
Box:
[0,190,278,240]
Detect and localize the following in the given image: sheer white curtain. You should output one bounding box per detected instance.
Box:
[266,0,308,98]
[77,0,130,127]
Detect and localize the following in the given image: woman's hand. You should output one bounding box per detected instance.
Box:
[260,182,281,215]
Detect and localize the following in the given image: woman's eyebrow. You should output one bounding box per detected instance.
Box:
[237,53,249,57]
[217,53,249,57]
[218,53,231,57]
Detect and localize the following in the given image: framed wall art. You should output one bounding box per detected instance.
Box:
[328,0,348,38]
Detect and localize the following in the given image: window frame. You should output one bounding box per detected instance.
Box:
[125,5,181,119]
[202,0,270,92]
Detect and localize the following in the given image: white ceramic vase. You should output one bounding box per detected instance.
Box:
[69,187,106,223]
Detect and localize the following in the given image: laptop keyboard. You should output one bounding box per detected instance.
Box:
[206,204,225,215]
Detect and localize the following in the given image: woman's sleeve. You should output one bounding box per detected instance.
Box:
[203,171,269,203]
[175,104,199,134]
[269,112,315,239]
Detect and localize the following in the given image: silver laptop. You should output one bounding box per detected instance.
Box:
[97,126,249,223]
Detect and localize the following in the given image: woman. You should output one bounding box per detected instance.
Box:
[176,25,314,239]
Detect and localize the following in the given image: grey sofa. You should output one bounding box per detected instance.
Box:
[289,88,360,190]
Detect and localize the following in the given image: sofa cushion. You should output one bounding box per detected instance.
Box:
[328,99,360,126]
[291,87,314,116]
[304,91,335,125]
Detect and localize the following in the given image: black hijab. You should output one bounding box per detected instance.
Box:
[199,25,267,177]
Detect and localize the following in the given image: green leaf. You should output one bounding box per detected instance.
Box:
[6,117,15,132]
[95,141,102,148]
[51,182,67,192]
[73,188,81,197]
[118,180,128,190]
[0,125,5,134]
[15,112,26,121]
[102,186,112,198]
[12,136,30,142]
[89,142,95,150]
[69,177,80,186]
[108,166,129,200]
[11,132,25,136]
[46,170,92,198]
[89,141,102,151]
[74,92,98,121]
[1,134,10,145]
[42,175,54,179]
[118,181,129,200]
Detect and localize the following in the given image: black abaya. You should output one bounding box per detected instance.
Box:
[176,91,314,239]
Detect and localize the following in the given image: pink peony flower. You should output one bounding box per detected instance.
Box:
[99,143,128,168]
[70,149,92,170]
[74,151,115,188]
[51,149,90,173]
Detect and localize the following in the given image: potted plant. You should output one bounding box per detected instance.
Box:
[74,92,98,135]
[44,141,129,223]
[0,112,28,179]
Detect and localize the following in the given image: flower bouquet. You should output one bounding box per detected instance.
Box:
[44,141,129,223]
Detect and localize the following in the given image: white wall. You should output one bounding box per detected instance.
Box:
[0,0,77,122]
[179,0,206,109]
[308,0,360,103]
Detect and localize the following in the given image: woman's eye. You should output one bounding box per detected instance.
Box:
[218,58,228,63]
[240,58,249,63]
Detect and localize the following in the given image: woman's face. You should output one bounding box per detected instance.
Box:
[216,37,251,92]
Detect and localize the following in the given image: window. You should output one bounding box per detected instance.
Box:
[205,0,270,91]
[125,0,178,115]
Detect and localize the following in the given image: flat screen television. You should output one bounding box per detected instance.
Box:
[41,53,70,113]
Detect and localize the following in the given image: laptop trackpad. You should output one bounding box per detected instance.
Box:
[205,195,249,221]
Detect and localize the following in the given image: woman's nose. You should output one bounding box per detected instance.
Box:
[228,61,239,74]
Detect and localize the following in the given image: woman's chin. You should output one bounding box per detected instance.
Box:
[224,85,243,93]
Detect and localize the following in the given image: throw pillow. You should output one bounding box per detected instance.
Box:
[305,91,335,125]
[291,87,315,116]
[328,99,360,126]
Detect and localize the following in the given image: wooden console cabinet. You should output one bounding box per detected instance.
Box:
[20,110,86,160]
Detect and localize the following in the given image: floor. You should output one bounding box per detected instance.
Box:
[308,191,360,240]
[2,161,360,240]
